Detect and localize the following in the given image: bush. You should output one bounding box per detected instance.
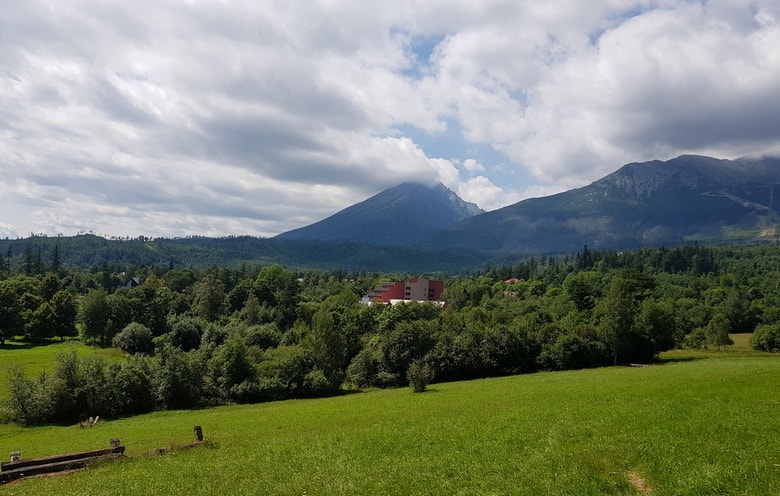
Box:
[113,322,154,355]
[154,346,205,410]
[302,368,333,397]
[167,316,206,351]
[256,345,315,397]
[538,331,609,371]
[407,359,433,393]
[245,323,282,349]
[752,323,780,352]
[113,355,156,415]
[5,367,50,425]
[346,348,381,388]
[210,336,256,400]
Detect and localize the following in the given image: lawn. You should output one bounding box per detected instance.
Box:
[1,344,779,495]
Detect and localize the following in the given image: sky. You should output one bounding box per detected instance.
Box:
[2,0,780,239]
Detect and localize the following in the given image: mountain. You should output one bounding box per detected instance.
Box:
[420,155,780,253]
[275,182,484,246]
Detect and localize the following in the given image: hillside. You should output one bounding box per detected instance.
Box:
[422,155,780,253]
[0,234,489,273]
[275,182,483,245]
[1,352,778,495]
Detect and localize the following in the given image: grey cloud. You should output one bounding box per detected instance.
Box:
[3,0,780,238]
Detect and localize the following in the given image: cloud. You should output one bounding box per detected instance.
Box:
[456,176,523,212]
[0,223,19,239]
[462,159,485,173]
[494,1,780,187]
[2,0,779,238]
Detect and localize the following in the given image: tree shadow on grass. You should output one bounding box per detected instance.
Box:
[0,340,36,351]
[654,350,717,365]
[655,356,702,364]
[0,338,84,351]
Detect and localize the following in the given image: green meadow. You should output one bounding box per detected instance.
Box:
[0,340,122,387]
[2,340,780,495]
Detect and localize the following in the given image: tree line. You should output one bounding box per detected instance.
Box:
[3,244,780,425]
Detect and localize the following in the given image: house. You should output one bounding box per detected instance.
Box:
[363,278,445,305]
[126,277,142,289]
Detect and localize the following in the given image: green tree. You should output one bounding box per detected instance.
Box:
[255,265,300,330]
[113,322,155,355]
[79,289,111,345]
[257,345,315,397]
[50,290,77,341]
[154,346,204,410]
[346,347,382,388]
[0,282,23,343]
[308,308,346,388]
[704,313,733,350]
[720,290,760,334]
[381,319,438,380]
[51,243,62,276]
[24,302,56,341]
[192,274,226,321]
[596,271,656,364]
[210,336,256,400]
[113,354,156,415]
[563,271,603,311]
[39,273,61,300]
[167,315,206,351]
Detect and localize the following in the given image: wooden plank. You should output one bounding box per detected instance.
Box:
[1,446,124,472]
[0,453,123,484]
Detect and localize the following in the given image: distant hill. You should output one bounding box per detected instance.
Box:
[421,155,780,253]
[275,182,483,246]
[0,234,490,273]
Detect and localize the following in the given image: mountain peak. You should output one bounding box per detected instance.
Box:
[276,182,483,246]
[596,154,780,200]
[422,155,780,253]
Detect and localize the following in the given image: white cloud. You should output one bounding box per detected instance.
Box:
[2,0,779,237]
[0,223,19,239]
[462,159,485,173]
[457,176,523,212]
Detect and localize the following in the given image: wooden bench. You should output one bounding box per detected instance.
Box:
[1,441,125,484]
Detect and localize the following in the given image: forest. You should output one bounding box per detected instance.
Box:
[3,243,780,425]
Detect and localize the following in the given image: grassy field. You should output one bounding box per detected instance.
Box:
[0,340,122,387]
[1,339,779,495]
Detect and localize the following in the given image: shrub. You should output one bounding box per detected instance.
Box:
[346,348,381,388]
[5,367,48,425]
[257,345,315,397]
[407,359,433,393]
[210,336,256,399]
[302,368,333,397]
[154,346,205,410]
[113,322,154,355]
[113,355,157,415]
[167,316,206,351]
[752,323,780,352]
[245,323,282,349]
[538,331,609,371]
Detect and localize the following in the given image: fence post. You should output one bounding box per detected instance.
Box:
[193,426,203,443]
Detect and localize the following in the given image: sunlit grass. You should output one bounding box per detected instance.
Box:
[2,349,780,495]
[0,340,123,400]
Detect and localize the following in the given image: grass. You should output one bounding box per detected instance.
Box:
[0,340,123,401]
[1,340,779,495]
